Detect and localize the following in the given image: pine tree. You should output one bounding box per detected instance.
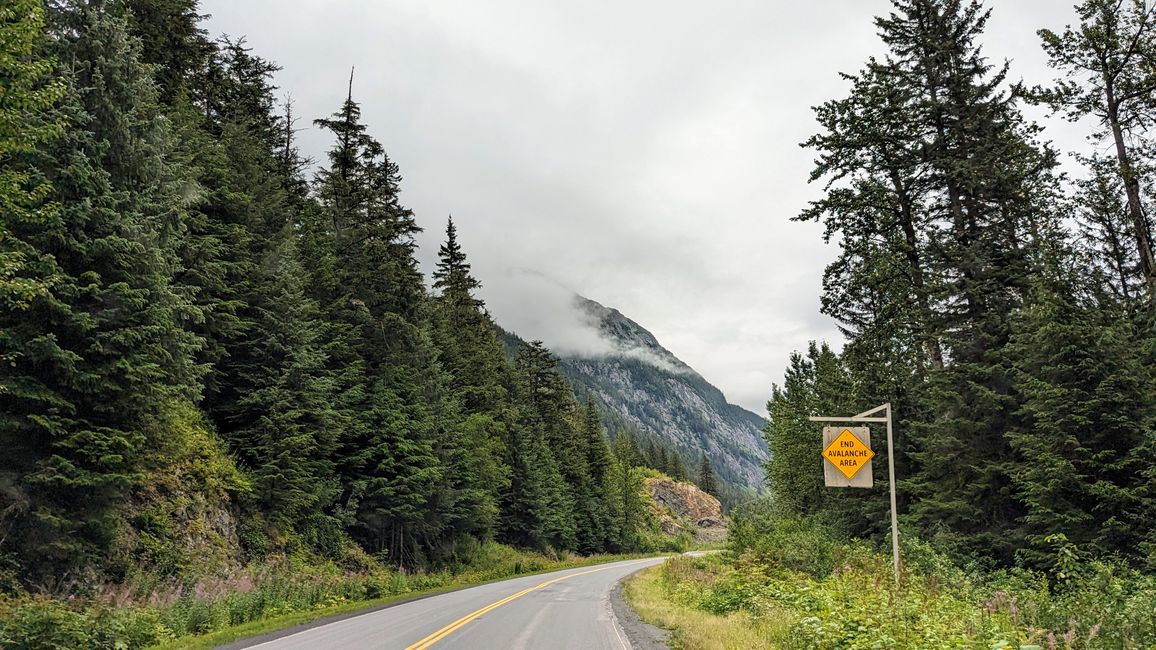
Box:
[1075,156,1148,306]
[431,216,509,413]
[765,343,853,519]
[613,429,644,549]
[0,0,65,313]
[118,0,214,106]
[668,451,688,482]
[1004,280,1154,568]
[1,3,203,576]
[799,0,1062,560]
[500,341,579,551]
[228,237,342,551]
[312,79,451,564]
[698,454,719,498]
[573,398,620,552]
[427,216,515,553]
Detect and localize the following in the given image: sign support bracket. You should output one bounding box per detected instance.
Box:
[810,403,899,588]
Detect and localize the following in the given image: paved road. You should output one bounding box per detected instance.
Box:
[240,556,666,650]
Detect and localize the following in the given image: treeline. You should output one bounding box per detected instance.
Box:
[614,428,721,499]
[0,0,656,587]
[766,0,1156,571]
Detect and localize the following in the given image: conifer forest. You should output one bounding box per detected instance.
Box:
[1,0,1156,648]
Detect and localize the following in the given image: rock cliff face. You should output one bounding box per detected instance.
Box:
[559,295,768,491]
[645,476,722,522]
[643,476,726,543]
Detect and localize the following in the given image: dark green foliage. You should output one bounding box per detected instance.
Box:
[778,0,1156,573]
[1,2,203,578]
[500,342,578,550]
[613,429,645,548]
[698,454,719,498]
[0,0,66,312]
[119,0,214,106]
[0,0,707,609]
[1004,284,1155,569]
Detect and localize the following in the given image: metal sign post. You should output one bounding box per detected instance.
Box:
[809,403,900,588]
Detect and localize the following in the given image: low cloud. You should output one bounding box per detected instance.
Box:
[481,269,611,355]
[481,269,695,377]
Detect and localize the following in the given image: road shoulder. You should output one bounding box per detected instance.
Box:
[610,570,670,650]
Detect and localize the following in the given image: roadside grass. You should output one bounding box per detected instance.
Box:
[624,562,789,649]
[627,518,1156,650]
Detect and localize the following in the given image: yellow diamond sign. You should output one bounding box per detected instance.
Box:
[822,429,875,479]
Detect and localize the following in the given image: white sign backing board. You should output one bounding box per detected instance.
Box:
[822,426,874,488]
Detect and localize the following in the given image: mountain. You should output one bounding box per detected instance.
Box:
[557,295,768,493]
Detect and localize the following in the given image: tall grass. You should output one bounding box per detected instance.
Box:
[630,519,1156,650]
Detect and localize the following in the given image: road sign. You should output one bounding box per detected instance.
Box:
[810,405,899,588]
[821,426,874,488]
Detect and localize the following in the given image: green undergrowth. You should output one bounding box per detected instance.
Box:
[0,543,649,650]
[632,518,1156,649]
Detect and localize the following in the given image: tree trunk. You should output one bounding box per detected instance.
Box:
[891,170,945,369]
[1106,85,1156,300]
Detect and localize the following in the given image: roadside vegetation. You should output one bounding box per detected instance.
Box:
[0,469,707,650]
[0,542,656,650]
[627,504,1156,649]
[625,0,1156,646]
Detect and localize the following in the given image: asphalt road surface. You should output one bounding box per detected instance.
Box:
[240,556,667,650]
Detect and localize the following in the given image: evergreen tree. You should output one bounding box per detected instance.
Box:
[668,451,688,482]
[574,398,620,552]
[1,3,202,576]
[501,341,578,550]
[0,0,65,313]
[312,80,449,565]
[228,237,342,551]
[1075,156,1149,306]
[765,343,854,520]
[698,454,719,498]
[427,216,514,552]
[1037,0,1156,301]
[119,0,214,106]
[1004,281,1154,568]
[803,0,1063,560]
[613,428,644,549]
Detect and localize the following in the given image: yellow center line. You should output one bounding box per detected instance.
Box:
[404,559,653,650]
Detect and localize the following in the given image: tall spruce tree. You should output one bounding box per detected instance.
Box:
[227,237,342,552]
[698,454,719,498]
[612,428,644,549]
[1,2,203,577]
[802,0,1063,560]
[428,217,515,552]
[764,343,861,528]
[1037,0,1156,302]
[312,80,461,565]
[0,0,65,313]
[1004,280,1154,568]
[500,342,578,551]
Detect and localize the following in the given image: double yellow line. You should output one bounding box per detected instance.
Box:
[405,559,649,650]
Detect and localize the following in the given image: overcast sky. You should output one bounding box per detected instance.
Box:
[201,0,1088,413]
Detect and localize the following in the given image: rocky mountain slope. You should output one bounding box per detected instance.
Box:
[558,295,768,493]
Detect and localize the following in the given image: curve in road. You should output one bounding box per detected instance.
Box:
[238,556,666,650]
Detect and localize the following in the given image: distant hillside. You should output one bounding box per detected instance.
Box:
[499,295,768,494]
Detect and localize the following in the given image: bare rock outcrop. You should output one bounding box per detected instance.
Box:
[643,476,727,543]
